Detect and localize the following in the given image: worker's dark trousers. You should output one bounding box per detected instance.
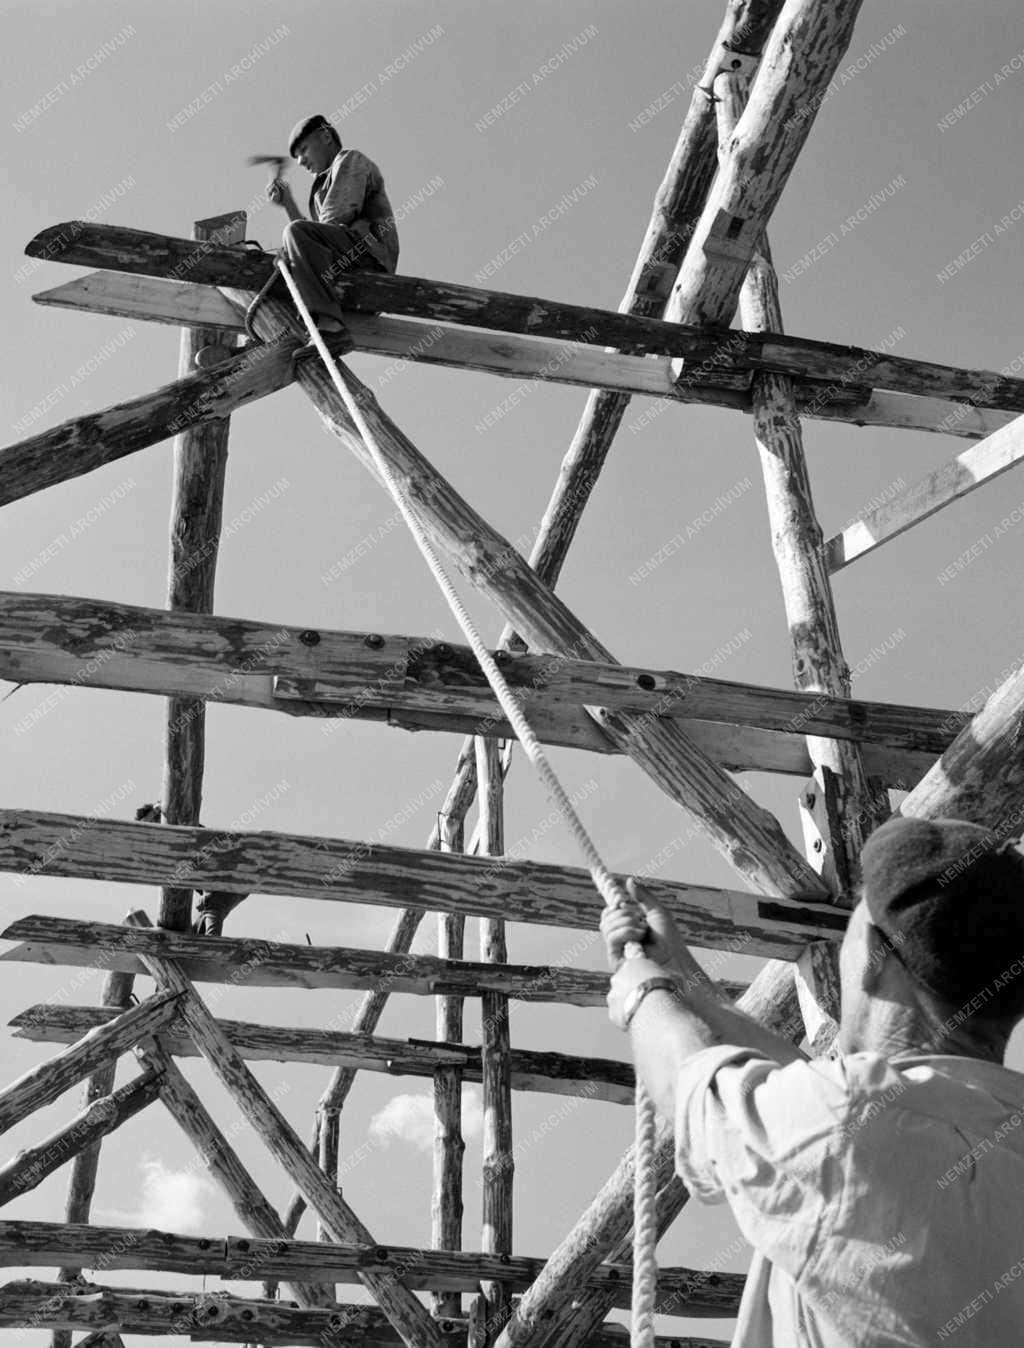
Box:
[280,220,389,321]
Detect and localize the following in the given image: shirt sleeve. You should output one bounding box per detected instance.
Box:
[674,1046,855,1281]
[317,151,373,227]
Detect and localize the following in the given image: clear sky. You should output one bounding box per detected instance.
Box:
[2,1,1024,1343]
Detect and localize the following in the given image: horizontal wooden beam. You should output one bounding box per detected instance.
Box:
[0,593,949,785]
[1,915,747,1006]
[0,1220,743,1318]
[0,1281,727,1346]
[10,1003,629,1105]
[29,231,1024,414]
[0,1072,160,1206]
[0,915,609,1004]
[0,337,295,508]
[0,810,846,957]
[0,991,181,1137]
[826,411,1024,571]
[34,270,247,330]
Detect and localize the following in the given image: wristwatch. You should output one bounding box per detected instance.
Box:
[620,975,681,1031]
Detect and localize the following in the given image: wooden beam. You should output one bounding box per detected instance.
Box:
[433,816,466,1319]
[667,0,865,330]
[51,965,135,1336]
[0,336,294,509]
[0,1280,728,1346]
[27,227,1024,416]
[0,1220,744,1318]
[0,914,640,1004]
[0,991,181,1137]
[122,914,448,1348]
[160,209,244,931]
[34,270,246,329]
[476,738,514,1336]
[0,811,846,956]
[13,1005,638,1106]
[726,70,887,895]
[137,1038,335,1309]
[0,593,954,776]
[0,1071,160,1207]
[825,411,1024,571]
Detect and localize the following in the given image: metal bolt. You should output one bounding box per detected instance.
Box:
[813,838,824,852]
[636,673,657,692]
[299,629,320,647]
[374,1246,390,1261]
[804,791,816,809]
[436,643,453,660]
[365,633,384,649]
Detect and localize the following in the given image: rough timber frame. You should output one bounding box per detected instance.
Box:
[4,0,1024,1343]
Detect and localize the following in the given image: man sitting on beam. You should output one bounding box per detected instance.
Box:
[267,113,399,339]
[603,816,1024,1346]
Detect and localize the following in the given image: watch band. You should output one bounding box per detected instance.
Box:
[620,975,680,1031]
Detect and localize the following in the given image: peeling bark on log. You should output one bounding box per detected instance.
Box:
[0,1071,160,1207]
[0,1280,730,1346]
[0,1220,744,1318]
[0,810,848,957]
[160,210,243,931]
[0,991,181,1137]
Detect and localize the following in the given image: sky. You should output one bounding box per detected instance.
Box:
[2,0,1024,1343]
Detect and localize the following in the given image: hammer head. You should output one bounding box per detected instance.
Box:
[247,154,288,171]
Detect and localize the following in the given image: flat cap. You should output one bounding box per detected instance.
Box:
[288,113,333,157]
[861,815,1024,1016]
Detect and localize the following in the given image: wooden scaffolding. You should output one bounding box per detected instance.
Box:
[4,1,1024,1344]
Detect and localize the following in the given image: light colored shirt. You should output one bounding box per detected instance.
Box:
[675,1045,1024,1346]
[309,147,399,271]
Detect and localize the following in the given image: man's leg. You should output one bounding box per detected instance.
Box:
[280,220,380,324]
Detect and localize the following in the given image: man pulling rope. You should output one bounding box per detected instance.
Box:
[603,816,1024,1346]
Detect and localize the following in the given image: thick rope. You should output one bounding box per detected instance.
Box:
[275,257,660,1347]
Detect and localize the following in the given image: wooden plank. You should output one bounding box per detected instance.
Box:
[0,337,295,508]
[0,1071,160,1207]
[0,1281,728,1346]
[160,209,244,931]
[12,1005,638,1106]
[667,0,865,330]
[0,991,181,1136]
[122,915,447,1348]
[34,271,246,329]
[0,1221,745,1318]
[0,811,847,957]
[826,411,1024,571]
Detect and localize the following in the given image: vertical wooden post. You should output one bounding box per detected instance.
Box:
[475,737,513,1342]
[432,811,465,1319]
[714,69,888,1035]
[51,968,135,1348]
[159,210,244,931]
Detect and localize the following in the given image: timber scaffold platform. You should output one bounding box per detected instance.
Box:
[4,2,1024,1346]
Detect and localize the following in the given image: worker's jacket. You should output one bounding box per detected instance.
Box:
[308,147,399,272]
[675,1045,1024,1345]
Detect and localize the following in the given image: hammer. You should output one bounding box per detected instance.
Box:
[247,152,288,194]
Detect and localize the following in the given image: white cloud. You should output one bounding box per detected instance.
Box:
[369,1088,483,1152]
[129,1154,217,1232]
